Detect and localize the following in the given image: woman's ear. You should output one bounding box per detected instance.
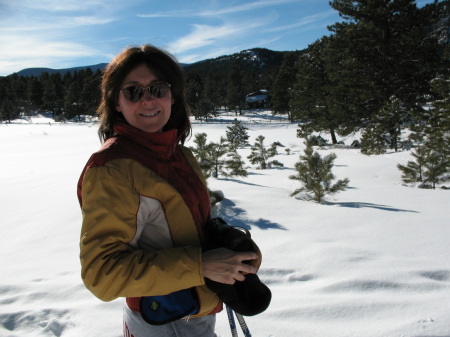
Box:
[116,103,122,112]
[171,97,175,105]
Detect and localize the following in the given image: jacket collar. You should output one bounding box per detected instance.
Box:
[113,120,179,160]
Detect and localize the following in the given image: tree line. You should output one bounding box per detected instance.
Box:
[0,68,103,122]
[0,47,295,123]
[1,0,448,142]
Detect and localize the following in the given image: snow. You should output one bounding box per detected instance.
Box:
[0,112,449,337]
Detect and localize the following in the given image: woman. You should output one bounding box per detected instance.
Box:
[77,44,258,337]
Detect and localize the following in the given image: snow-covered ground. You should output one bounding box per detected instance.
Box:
[0,112,449,337]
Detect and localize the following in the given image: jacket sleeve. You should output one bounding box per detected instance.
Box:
[79,163,205,302]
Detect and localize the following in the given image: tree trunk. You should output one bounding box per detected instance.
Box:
[330,128,338,144]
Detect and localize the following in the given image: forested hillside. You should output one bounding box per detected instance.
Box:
[0,48,299,122]
[0,0,448,152]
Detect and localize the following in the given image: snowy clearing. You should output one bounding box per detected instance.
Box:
[0,112,449,337]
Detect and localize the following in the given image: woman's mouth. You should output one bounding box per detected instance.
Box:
[139,110,160,117]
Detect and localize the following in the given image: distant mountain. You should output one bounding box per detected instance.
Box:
[13,63,108,77]
[184,48,304,75]
[10,48,304,78]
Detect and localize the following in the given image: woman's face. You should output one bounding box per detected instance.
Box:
[116,64,174,133]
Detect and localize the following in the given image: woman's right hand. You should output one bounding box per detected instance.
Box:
[201,248,258,285]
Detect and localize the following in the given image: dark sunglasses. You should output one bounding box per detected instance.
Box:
[120,82,171,102]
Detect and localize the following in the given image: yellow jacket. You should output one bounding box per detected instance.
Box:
[77,121,221,318]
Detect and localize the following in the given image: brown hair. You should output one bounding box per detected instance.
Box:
[97,44,191,143]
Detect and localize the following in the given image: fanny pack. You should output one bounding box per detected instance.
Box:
[138,288,200,325]
[134,217,271,325]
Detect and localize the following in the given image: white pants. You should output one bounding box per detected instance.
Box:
[123,303,217,337]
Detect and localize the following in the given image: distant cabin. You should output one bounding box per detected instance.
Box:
[245,90,270,109]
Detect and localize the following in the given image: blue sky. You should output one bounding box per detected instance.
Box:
[0,0,435,76]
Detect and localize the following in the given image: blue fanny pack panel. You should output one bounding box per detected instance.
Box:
[139,287,200,325]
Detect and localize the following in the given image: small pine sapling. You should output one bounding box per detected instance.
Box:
[248,135,268,169]
[400,78,450,189]
[226,146,248,178]
[247,135,284,169]
[190,133,248,179]
[190,133,213,178]
[397,146,427,186]
[209,137,230,178]
[422,150,449,189]
[226,118,250,148]
[399,147,449,189]
[360,127,388,155]
[361,96,409,155]
[290,137,350,202]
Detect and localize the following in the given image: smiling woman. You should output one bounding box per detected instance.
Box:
[116,64,174,133]
[77,44,259,337]
[96,45,192,142]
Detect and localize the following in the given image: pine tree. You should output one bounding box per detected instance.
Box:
[0,98,19,123]
[400,154,449,189]
[209,137,230,178]
[185,72,204,120]
[248,135,268,169]
[81,69,101,117]
[190,133,213,178]
[226,119,249,148]
[8,74,28,116]
[226,65,244,115]
[247,135,284,169]
[65,81,82,120]
[289,137,350,203]
[399,146,449,189]
[271,52,299,121]
[326,0,444,135]
[27,77,43,113]
[197,99,214,121]
[40,72,58,117]
[267,141,284,168]
[361,96,410,154]
[360,127,388,155]
[190,133,248,179]
[226,147,248,178]
[52,73,65,116]
[401,77,450,188]
[203,72,225,113]
[422,150,449,189]
[422,78,450,159]
[397,146,427,186]
[290,38,342,144]
[376,96,409,152]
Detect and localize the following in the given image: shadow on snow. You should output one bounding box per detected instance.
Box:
[212,198,287,231]
[323,201,419,213]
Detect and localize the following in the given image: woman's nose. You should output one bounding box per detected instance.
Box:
[141,88,156,102]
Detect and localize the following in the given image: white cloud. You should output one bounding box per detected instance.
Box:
[6,0,111,12]
[138,0,299,18]
[0,1,119,75]
[0,34,100,75]
[167,13,277,54]
[266,10,336,33]
[169,24,243,52]
[2,16,115,33]
[176,36,281,64]
[137,10,191,18]
[199,0,300,16]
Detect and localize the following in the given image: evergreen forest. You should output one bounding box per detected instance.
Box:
[1,0,449,156]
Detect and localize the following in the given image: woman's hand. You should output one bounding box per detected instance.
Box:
[202,248,258,285]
